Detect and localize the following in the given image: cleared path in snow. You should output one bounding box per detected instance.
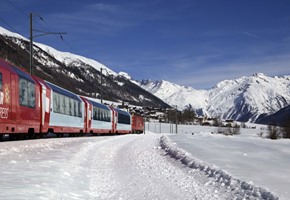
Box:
[0,133,236,199]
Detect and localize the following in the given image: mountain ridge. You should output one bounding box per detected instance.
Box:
[137,74,290,122]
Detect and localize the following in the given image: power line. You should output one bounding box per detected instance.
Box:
[59,35,77,52]
[7,0,28,18]
[34,15,76,52]
[32,14,76,52]
[6,0,62,37]
[7,0,55,37]
[5,0,79,54]
[0,16,21,35]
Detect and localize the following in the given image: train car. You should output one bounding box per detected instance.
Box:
[112,107,132,134]
[81,97,114,135]
[43,81,85,136]
[0,59,41,140]
[131,113,144,134]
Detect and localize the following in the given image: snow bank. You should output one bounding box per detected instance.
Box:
[160,135,278,200]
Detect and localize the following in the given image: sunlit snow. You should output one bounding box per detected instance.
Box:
[1,123,289,199]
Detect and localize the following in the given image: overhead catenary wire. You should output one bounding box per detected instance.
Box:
[6,0,52,35]
[5,0,77,53]
[0,17,21,35]
[7,0,28,17]
[35,15,76,52]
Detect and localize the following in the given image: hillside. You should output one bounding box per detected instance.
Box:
[256,104,290,126]
[0,26,170,109]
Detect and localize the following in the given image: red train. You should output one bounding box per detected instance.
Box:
[0,58,144,140]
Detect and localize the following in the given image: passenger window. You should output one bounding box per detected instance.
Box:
[78,101,82,117]
[19,78,28,106]
[19,78,35,108]
[27,81,35,108]
[59,94,65,114]
[93,107,96,120]
[74,100,78,117]
[97,107,100,120]
[64,96,70,115]
[70,99,74,116]
[51,91,81,117]
[53,93,60,113]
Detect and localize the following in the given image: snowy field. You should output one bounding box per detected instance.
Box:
[148,122,290,200]
[0,123,289,200]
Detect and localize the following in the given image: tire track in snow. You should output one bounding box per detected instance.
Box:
[91,133,235,200]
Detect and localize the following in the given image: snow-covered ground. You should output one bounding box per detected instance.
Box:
[148,123,290,200]
[0,123,289,199]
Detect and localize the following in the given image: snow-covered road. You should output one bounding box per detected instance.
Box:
[0,132,244,200]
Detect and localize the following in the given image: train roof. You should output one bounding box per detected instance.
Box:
[115,108,131,116]
[86,98,110,110]
[45,80,81,102]
[12,66,36,83]
[0,59,35,83]
[0,59,13,71]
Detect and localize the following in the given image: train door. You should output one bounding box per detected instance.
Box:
[0,71,10,135]
[80,97,91,134]
[36,80,51,134]
[85,101,92,134]
[40,83,47,132]
[0,71,16,135]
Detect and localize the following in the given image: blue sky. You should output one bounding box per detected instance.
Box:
[1,0,290,89]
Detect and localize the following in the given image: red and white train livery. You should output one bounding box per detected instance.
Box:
[0,58,144,140]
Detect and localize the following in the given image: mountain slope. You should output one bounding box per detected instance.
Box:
[207,73,290,122]
[139,73,290,122]
[0,26,170,108]
[139,80,208,115]
[256,105,290,126]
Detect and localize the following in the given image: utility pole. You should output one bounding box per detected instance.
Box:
[29,13,67,75]
[100,68,103,104]
[29,13,33,75]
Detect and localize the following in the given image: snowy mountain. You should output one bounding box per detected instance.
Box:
[0,26,169,108]
[138,79,209,115]
[138,73,290,122]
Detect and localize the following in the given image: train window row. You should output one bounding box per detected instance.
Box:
[53,92,82,117]
[19,77,36,108]
[118,112,131,125]
[92,106,111,122]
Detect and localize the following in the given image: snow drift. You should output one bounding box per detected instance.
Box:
[159,135,278,200]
